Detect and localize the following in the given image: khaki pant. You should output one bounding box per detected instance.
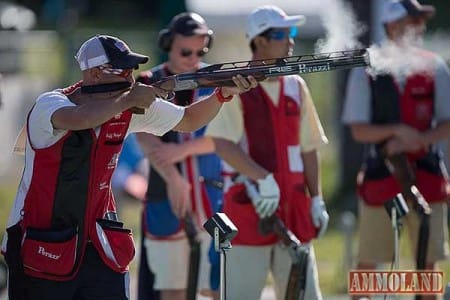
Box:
[358,201,449,264]
[225,243,322,300]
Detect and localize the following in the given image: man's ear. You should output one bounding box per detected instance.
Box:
[87,67,102,82]
[253,36,268,51]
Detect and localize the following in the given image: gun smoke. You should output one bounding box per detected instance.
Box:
[315,0,443,78]
[314,0,364,54]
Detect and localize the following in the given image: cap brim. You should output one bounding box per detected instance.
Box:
[411,6,435,19]
[110,52,149,69]
[271,15,306,29]
[191,28,213,36]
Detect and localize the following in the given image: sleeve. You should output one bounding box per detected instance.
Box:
[299,78,329,152]
[341,67,371,124]
[128,98,185,136]
[204,96,244,143]
[28,91,75,149]
[434,56,450,123]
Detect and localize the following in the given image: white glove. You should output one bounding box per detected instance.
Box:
[311,195,329,239]
[254,174,280,218]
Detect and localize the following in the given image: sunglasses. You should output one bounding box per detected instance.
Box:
[98,65,132,78]
[180,48,209,57]
[263,27,298,40]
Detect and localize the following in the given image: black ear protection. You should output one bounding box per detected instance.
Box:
[157,12,214,53]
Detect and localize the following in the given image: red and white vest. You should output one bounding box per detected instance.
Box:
[16,85,135,281]
[224,77,318,245]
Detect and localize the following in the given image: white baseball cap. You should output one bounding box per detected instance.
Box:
[381,0,435,24]
[246,5,306,41]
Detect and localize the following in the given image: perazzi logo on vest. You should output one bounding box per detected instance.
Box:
[38,246,61,260]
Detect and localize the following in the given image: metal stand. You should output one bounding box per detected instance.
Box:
[214,227,232,300]
[391,207,400,271]
[391,207,401,300]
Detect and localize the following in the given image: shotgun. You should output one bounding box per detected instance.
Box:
[184,214,201,300]
[153,49,369,92]
[234,175,309,300]
[384,153,431,300]
[129,49,369,114]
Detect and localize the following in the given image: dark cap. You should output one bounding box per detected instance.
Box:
[75,35,149,70]
[382,0,435,24]
[169,12,213,37]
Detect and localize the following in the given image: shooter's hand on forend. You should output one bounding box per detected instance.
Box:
[220,75,259,98]
[254,174,280,218]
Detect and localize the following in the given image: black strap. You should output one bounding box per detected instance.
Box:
[80,81,131,94]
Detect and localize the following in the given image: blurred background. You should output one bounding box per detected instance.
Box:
[0,0,449,299]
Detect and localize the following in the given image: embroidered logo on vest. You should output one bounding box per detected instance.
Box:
[38,246,61,260]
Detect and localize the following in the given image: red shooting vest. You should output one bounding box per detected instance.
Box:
[358,57,450,206]
[223,77,318,245]
[20,84,135,280]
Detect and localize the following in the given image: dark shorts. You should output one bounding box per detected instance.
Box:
[25,244,129,300]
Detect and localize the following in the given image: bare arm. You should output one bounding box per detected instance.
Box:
[173,75,258,132]
[301,150,321,197]
[144,136,216,166]
[52,83,157,131]
[135,132,178,181]
[423,120,450,146]
[212,137,268,181]
[52,93,134,130]
[136,132,190,217]
[350,123,399,144]
[172,94,223,133]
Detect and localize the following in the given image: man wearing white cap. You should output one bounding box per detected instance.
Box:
[342,1,450,299]
[1,34,257,300]
[205,5,328,300]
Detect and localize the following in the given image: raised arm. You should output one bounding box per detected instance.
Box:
[52,83,158,131]
[173,75,258,132]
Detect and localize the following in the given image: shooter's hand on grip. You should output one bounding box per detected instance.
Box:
[310,195,329,239]
[255,174,280,218]
[127,82,168,114]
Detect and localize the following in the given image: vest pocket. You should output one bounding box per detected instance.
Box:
[21,227,78,276]
[93,219,135,272]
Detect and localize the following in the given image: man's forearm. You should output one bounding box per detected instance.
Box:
[423,120,450,146]
[173,94,223,132]
[301,150,320,197]
[184,137,216,157]
[52,93,134,131]
[212,137,268,180]
[136,133,180,181]
[350,123,398,144]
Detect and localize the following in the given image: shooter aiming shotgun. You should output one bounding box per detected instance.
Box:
[234,175,309,300]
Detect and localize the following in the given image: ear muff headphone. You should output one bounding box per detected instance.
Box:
[157,12,214,53]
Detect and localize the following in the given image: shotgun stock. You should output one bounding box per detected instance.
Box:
[259,216,309,300]
[184,214,201,300]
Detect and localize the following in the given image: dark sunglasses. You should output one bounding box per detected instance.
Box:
[180,48,209,57]
[263,27,298,41]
